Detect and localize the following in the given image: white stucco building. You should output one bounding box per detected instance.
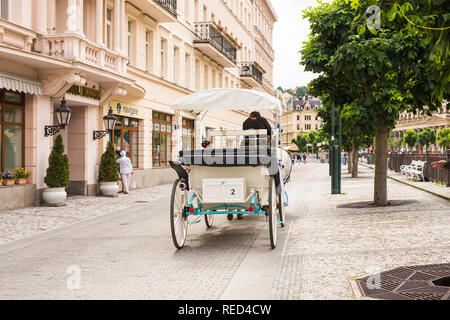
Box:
[0,0,277,209]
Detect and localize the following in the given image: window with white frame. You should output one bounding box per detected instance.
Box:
[184,0,189,22]
[127,21,132,61]
[185,53,190,88]
[106,8,112,49]
[195,59,200,91]
[160,39,167,78]
[145,30,153,72]
[173,46,179,84]
[1,0,9,20]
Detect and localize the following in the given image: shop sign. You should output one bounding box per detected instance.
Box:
[110,100,145,119]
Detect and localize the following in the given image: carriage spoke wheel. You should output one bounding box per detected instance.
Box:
[268,177,277,249]
[205,213,215,229]
[277,193,284,228]
[170,179,188,249]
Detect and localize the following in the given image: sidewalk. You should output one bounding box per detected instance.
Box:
[361,162,449,200]
[271,163,450,300]
[0,183,172,246]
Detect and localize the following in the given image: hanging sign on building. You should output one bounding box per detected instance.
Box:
[110,100,146,119]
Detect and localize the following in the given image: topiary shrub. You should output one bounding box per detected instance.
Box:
[44,134,69,188]
[98,141,120,182]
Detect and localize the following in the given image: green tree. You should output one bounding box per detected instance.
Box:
[403,130,418,149]
[44,134,69,188]
[295,86,308,98]
[292,134,308,152]
[437,128,450,149]
[301,0,444,204]
[98,141,120,182]
[417,128,437,149]
[388,137,403,150]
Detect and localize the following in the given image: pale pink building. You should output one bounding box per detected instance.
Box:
[0,0,277,209]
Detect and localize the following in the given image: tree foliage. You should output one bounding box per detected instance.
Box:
[292,130,321,153]
[403,130,418,148]
[417,128,437,147]
[437,128,450,149]
[44,134,69,188]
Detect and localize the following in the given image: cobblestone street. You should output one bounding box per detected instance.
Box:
[0,161,448,299]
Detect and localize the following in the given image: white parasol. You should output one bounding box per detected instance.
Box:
[172,88,282,114]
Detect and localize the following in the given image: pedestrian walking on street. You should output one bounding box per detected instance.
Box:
[297,154,301,164]
[343,152,348,165]
[303,154,307,164]
[116,150,125,193]
[117,151,133,194]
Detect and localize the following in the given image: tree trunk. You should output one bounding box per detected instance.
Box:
[352,147,358,178]
[374,123,389,205]
[348,150,352,174]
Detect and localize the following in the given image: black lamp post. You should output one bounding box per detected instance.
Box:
[44,98,72,137]
[93,107,117,140]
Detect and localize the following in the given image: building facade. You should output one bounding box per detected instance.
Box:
[0,0,277,209]
[279,93,322,149]
[392,105,449,139]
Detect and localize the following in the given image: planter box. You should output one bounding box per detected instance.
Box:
[2,179,15,186]
[15,178,27,185]
[0,184,37,210]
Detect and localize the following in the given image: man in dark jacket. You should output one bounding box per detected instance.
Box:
[243,111,272,137]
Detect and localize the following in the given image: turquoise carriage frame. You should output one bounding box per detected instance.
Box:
[184,191,289,226]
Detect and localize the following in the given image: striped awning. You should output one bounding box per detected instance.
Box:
[0,72,42,95]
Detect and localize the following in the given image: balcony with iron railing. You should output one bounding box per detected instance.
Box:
[155,0,177,16]
[240,62,263,87]
[193,22,237,68]
[132,0,177,22]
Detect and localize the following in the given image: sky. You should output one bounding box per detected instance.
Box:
[271,0,328,90]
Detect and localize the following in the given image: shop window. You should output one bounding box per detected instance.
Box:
[182,118,194,150]
[153,112,172,167]
[110,115,139,167]
[0,90,24,172]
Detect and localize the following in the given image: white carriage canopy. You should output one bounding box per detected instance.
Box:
[172,88,282,114]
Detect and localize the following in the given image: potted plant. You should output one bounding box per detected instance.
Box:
[14,168,31,185]
[98,141,120,196]
[2,171,15,186]
[42,134,69,205]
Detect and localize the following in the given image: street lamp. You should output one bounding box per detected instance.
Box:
[93,107,117,140]
[44,98,72,137]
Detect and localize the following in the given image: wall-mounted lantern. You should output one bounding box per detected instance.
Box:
[45,98,72,137]
[93,107,117,140]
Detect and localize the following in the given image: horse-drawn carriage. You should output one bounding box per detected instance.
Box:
[169,89,292,249]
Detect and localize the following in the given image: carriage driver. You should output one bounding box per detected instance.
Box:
[227,111,273,222]
[243,111,272,142]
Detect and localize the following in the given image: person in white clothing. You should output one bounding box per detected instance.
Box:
[117,151,133,194]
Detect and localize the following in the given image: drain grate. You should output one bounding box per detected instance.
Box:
[356,263,450,300]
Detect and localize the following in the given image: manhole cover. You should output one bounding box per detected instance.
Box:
[433,277,450,287]
[356,264,450,300]
[338,200,417,209]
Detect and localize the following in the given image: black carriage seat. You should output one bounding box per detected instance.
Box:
[178,147,273,167]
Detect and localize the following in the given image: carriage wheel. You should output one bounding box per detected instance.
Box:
[268,177,277,249]
[170,179,188,249]
[277,193,284,228]
[205,214,215,229]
